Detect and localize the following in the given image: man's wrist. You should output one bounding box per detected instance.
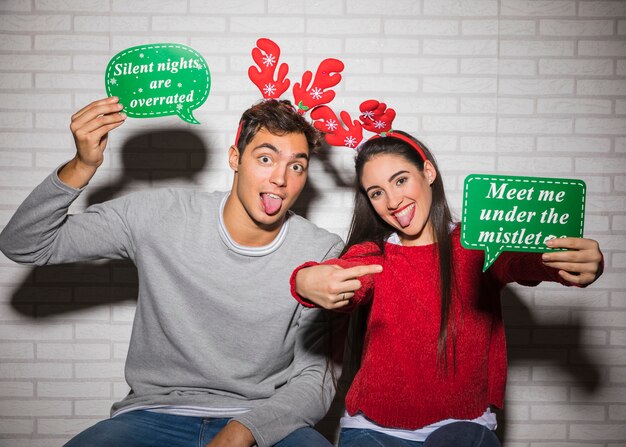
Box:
[228,420,256,445]
[58,157,98,189]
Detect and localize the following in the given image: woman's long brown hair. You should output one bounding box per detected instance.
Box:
[342,132,458,374]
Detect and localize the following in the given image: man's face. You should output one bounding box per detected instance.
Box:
[229,127,310,230]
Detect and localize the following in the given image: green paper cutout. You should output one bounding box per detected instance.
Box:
[105,43,210,124]
[461,174,586,271]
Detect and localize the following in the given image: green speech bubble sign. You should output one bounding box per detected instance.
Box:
[461,174,586,271]
[105,43,210,124]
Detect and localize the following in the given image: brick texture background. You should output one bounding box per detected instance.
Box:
[0,1,625,445]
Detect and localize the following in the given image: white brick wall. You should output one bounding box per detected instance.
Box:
[0,1,624,445]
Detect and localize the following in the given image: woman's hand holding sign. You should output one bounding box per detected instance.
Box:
[542,237,603,286]
[59,97,127,189]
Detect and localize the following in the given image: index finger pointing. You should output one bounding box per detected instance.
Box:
[339,264,383,280]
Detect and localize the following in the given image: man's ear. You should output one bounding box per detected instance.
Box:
[228,145,240,172]
[423,160,437,185]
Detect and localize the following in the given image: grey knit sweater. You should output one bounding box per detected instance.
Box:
[0,170,344,447]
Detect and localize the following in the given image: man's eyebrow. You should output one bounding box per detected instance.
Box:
[252,143,309,161]
[252,143,279,153]
[293,152,309,161]
[364,170,409,193]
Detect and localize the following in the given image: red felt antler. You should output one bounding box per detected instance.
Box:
[311,106,364,149]
[359,100,396,134]
[248,38,290,99]
[292,59,344,114]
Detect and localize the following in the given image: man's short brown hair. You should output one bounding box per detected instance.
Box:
[235,99,323,154]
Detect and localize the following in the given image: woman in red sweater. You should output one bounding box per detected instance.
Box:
[291,131,603,447]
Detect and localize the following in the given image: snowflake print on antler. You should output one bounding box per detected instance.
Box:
[361,110,375,120]
[262,53,276,67]
[373,120,387,130]
[344,136,358,148]
[263,83,277,96]
[310,87,323,100]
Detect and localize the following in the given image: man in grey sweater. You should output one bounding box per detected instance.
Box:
[0,97,355,447]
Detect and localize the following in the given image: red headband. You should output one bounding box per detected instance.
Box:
[368,131,427,162]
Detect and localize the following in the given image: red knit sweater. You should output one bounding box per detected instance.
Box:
[291,227,571,430]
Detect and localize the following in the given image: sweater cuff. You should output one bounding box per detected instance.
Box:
[290,261,321,308]
[52,162,87,195]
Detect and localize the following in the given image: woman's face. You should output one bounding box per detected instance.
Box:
[360,153,437,246]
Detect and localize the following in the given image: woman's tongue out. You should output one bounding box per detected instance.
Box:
[393,203,415,228]
[261,193,283,215]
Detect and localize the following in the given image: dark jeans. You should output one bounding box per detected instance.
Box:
[64,410,333,447]
[339,421,502,447]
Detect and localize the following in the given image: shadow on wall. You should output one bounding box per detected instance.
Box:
[10,128,209,316]
[86,129,208,205]
[292,140,353,219]
[495,288,602,443]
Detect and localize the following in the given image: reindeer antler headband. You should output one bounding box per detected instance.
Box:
[235,38,345,146]
[311,100,427,162]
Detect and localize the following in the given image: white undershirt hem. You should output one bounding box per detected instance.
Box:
[113,404,250,418]
[340,408,497,442]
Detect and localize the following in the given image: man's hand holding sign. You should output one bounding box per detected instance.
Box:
[105,43,210,124]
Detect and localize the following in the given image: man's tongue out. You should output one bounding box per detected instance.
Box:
[261,193,283,215]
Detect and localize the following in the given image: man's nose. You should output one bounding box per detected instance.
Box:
[270,165,287,186]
